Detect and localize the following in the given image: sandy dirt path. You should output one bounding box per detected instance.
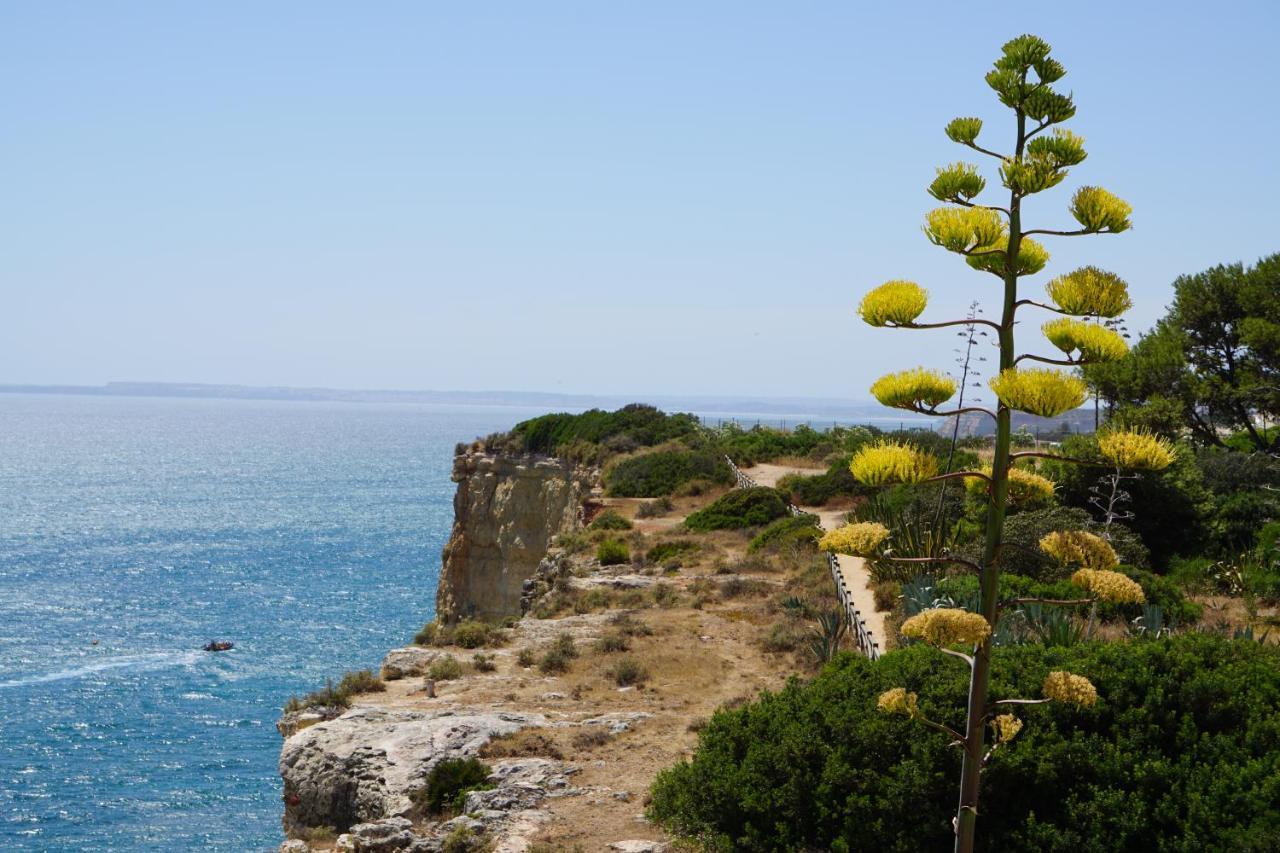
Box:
[741,463,887,649]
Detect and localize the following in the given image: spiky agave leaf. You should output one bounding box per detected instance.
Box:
[870,367,957,411]
[924,207,1004,253]
[1070,186,1132,233]
[989,368,1086,417]
[928,162,986,203]
[1042,318,1129,362]
[858,280,929,326]
[1045,266,1133,317]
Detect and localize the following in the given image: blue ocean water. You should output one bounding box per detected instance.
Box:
[0,395,546,852]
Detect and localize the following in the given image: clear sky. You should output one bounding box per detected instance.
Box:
[4,1,1277,401]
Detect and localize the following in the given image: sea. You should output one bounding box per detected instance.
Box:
[0,394,553,851]
[0,393,926,851]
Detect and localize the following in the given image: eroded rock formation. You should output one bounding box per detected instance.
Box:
[435,452,591,622]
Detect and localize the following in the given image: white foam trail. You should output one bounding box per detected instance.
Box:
[0,650,205,688]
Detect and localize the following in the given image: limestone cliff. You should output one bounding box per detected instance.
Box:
[435,452,592,622]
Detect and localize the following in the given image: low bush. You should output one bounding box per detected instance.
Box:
[414,619,506,649]
[748,514,822,553]
[415,757,494,816]
[646,539,700,564]
[596,538,631,566]
[515,647,536,667]
[283,669,385,713]
[609,611,654,637]
[965,506,1149,578]
[595,633,630,653]
[589,509,633,531]
[471,652,496,672]
[510,404,701,458]
[636,496,675,518]
[609,657,650,687]
[336,669,384,696]
[605,448,734,497]
[480,729,564,761]
[684,487,789,532]
[426,655,463,681]
[650,635,1280,851]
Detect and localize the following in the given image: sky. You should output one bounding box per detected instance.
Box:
[4,1,1278,402]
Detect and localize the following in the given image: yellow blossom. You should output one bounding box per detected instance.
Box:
[901,608,991,647]
[1071,568,1145,604]
[964,466,1055,507]
[990,713,1023,744]
[1042,318,1129,362]
[1045,266,1133,318]
[819,522,890,557]
[1042,671,1098,707]
[1039,530,1120,571]
[923,207,1004,254]
[877,687,920,718]
[965,235,1050,277]
[1097,429,1176,471]
[849,441,940,486]
[928,162,986,203]
[989,368,1087,418]
[858,280,930,327]
[1070,186,1132,233]
[871,368,957,411]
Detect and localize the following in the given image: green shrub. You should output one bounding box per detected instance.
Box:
[426,655,463,681]
[596,538,631,566]
[609,657,649,686]
[1258,521,1280,559]
[516,647,536,667]
[684,487,789,532]
[510,404,702,457]
[539,648,572,674]
[965,506,1149,578]
[645,539,700,564]
[413,620,442,646]
[589,509,634,531]
[650,635,1280,851]
[472,652,496,672]
[748,514,822,553]
[595,633,630,653]
[452,620,501,649]
[336,669,384,696]
[605,448,733,497]
[415,757,493,816]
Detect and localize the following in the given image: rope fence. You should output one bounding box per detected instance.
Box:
[725,456,880,660]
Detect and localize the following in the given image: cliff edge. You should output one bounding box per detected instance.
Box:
[435,451,592,622]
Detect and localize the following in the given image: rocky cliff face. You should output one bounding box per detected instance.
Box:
[435,452,592,622]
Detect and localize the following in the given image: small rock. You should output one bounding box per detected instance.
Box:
[539,692,566,700]
[612,790,631,801]
[609,841,668,853]
[346,816,417,852]
[279,841,310,853]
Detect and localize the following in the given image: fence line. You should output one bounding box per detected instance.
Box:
[725,456,880,660]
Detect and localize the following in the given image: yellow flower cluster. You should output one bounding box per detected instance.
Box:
[1042,318,1129,362]
[870,368,957,411]
[858,280,929,327]
[1026,128,1087,169]
[965,235,1050,277]
[1070,186,1132,233]
[849,441,939,486]
[877,687,920,718]
[1097,429,1176,471]
[1000,153,1067,195]
[1042,670,1098,707]
[944,116,983,145]
[929,162,986,203]
[1071,568,1146,604]
[989,368,1087,418]
[990,713,1023,744]
[923,207,1004,253]
[964,466,1056,507]
[901,608,991,647]
[819,522,890,557]
[1045,266,1133,318]
[1039,529,1120,571]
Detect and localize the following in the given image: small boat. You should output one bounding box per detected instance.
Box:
[203,641,234,652]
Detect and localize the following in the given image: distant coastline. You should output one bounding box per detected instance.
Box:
[0,381,923,423]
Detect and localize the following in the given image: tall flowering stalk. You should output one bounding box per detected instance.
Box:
[833,35,1174,852]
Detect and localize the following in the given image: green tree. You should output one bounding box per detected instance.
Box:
[828,35,1176,851]
[1085,253,1280,451]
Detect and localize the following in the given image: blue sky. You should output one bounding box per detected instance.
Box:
[4,1,1277,401]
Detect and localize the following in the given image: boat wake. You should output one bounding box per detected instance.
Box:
[0,651,206,689]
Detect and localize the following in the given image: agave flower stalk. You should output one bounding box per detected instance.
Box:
[851,35,1173,852]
